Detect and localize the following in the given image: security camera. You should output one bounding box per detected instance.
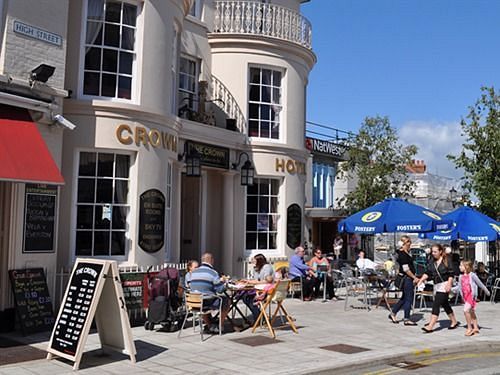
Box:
[53,114,76,130]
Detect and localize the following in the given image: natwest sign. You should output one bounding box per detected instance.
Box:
[305,137,347,159]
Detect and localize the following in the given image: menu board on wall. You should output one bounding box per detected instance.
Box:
[138,189,165,253]
[47,259,136,370]
[8,268,55,335]
[286,204,302,249]
[23,184,57,253]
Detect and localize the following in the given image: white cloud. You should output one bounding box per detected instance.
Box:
[399,121,465,179]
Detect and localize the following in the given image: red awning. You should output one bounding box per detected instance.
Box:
[0,104,64,185]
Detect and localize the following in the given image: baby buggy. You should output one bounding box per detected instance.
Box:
[144,267,185,331]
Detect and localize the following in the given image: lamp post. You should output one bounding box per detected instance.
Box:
[448,187,458,208]
[232,152,255,186]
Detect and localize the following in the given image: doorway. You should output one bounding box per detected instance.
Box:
[180,174,201,262]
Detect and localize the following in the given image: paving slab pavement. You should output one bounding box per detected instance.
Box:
[0,297,499,374]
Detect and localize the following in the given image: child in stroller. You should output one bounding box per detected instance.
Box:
[144,267,185,331]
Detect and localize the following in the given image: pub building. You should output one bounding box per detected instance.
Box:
[1,0,316,329]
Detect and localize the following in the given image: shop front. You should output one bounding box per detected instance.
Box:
[0,104,65,330]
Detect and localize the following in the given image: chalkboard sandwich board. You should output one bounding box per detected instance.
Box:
[8,268,55,335]
[47,259,136,370]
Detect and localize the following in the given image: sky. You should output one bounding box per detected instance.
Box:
[301,0,500,179]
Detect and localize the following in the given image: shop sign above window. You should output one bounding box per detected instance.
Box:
[186,141,229,169]
[305,137,348,160]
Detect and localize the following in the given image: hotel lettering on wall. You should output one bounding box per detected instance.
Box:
[186,141,230,169]
[275,158,306,175]
[116,124,177,152]
[138,189,165,253]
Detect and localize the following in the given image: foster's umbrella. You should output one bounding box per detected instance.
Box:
[338,197,452,234]
[419,205,500,242]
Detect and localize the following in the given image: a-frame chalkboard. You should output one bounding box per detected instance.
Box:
[46,259,136,370]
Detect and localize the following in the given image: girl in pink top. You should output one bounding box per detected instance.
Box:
[455,260,490,336]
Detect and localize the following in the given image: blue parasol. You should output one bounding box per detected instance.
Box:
[338,197,452,234]
[419,205,500,242]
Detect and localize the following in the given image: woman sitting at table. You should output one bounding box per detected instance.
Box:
[242,254,274,322]
[308,248,337,300]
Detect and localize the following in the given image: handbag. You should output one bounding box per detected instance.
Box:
[394,273,406,290]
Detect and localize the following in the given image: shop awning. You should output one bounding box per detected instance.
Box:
[0,104,64,185]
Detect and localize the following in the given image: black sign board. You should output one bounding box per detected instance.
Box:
[50,262,103,357]
[286,204,302,249]
[23,184,57,252]
[8,268,55,335]
[186,141,229,169]
[138,189,165,253]
[120,272,145,311]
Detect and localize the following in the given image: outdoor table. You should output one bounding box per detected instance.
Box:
[224,283,255,326]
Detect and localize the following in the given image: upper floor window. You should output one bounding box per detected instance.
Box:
[178,56,199,114]
[83,0,137,99]
[248,67,282,139]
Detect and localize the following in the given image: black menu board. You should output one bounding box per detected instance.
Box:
[286,204,302,249]
[138,189,165,253]
[23,184,57,253]
[49,262,103,357]
[8,268,55,335]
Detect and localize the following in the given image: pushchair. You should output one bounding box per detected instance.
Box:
[144,267,185,331]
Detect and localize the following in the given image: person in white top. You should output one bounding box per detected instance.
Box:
[356,250,379,272]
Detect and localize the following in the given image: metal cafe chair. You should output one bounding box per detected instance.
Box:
[178,292,222,341]
[490,278,500,304]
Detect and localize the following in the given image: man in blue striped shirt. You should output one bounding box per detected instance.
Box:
[190,252,229,333]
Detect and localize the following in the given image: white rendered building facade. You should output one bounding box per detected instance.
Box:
[57,0,316,276]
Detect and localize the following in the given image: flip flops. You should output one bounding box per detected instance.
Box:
[421,327,434,333]
[448,322,460,330]
[388,314,399,324]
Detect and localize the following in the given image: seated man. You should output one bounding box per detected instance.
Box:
[356,250,380,274]
[289,246,316,301]
[189,252,229,334]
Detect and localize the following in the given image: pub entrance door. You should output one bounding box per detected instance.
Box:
[180,174,201,262]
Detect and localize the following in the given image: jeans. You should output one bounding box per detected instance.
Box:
[392,276,414,320]
[242,291,260,321]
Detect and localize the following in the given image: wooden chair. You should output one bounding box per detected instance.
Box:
[178,292,222,341]
[251,279,298,339]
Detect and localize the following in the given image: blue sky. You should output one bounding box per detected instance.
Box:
[301,0,500,178]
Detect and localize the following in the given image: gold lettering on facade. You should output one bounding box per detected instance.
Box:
[116,124,178,152]
[135,126,148,147]
[116,124,133,145]
[275,158,286,172]
[275,158,306,175]
[149,129,162,147]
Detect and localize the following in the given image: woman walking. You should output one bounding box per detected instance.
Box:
[388,235,419,325]
[417,244,459,333]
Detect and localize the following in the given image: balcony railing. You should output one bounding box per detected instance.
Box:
[211,75,247,133]
[213,1,312,50]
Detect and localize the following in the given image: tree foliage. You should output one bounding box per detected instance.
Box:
[448,87,500,220]
[337,116,418,213]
